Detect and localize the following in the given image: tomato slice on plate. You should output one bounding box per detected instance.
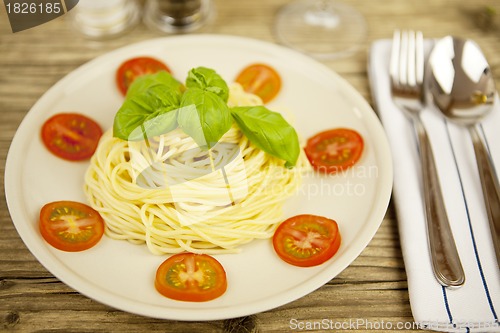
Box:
[155,253,227,302]
[116,56,171,95]
[39,201,105,252]
[304,128,364,174]
[273,215,341,267]
[41,113,102,161]
[235,63,281,103]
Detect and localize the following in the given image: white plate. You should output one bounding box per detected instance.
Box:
[5,35,392,321]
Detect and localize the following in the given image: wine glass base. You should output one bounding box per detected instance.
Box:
[274,0,367,60]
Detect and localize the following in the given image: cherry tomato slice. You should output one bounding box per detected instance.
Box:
[304,128,364,174]
[116,56,171,95]
[41,113,103,161]
[273,214,341,267]
[235,63,281,103]
[155,253,227,302]
[39,201,105,252]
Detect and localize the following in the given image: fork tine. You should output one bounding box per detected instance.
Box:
[391,30,424,90]
[390,30,401,86]
[407,30,416,87]
[399,30,408,86]
[415,31,424,85]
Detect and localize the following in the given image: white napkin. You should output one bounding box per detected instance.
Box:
[368,39,500,333]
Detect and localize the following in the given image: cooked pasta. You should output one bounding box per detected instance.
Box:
[84,84,308,254]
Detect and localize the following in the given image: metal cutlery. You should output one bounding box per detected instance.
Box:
[390,30,465,287]
[427,35,500,269]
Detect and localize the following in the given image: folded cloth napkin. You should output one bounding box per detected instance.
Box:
[368,39,500,333]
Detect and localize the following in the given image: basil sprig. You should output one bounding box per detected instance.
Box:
[112,67,300,166]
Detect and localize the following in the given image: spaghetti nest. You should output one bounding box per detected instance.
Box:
[84,84,307,254]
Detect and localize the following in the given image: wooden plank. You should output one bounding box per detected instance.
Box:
[1,0,499,331]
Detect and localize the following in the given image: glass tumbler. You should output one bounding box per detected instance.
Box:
[143,0,214,33]
[71,0,141,39]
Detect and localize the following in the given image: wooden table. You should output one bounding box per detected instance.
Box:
[1,0,498,331]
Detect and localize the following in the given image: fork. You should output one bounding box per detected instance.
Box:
[390,30,465,287]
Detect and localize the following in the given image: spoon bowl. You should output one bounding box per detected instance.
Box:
[427,35,500,268]
[427,36,496,125]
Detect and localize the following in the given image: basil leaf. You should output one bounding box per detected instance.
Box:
[186,67,229,102]
[178,88,232,148]
[231,106,300,167]
[113,88,181,141]
[135,108,178,141]
[126,71,183,98]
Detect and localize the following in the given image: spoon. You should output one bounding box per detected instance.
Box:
[427,35,500,269]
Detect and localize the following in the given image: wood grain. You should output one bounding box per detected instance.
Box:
[1,0,499,331]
